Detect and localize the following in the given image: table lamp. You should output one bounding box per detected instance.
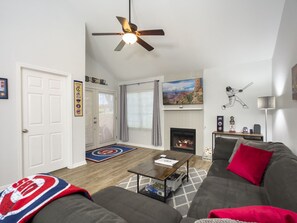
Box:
[257,96,276,141]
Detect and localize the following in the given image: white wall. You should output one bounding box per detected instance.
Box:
[204,60,273,148]
[86,54,118,90]
[0,0,85,187]
[272,0,297,154]
[163,73,204,156]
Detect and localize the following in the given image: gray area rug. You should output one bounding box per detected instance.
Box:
[117,166,207,217]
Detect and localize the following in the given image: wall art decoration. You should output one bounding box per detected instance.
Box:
[74,80,83,117]
[85,76,108,85]
[162,78,203,105]
[229,116,236,133]
[221,82,253,110]
[0,78,8,99]
[292,64,297,100]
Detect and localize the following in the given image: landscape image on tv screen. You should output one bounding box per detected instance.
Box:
[162,78,203,105]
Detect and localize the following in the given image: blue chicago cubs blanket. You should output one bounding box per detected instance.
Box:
[0,174,91,223]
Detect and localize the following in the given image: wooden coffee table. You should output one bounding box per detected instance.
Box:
[128,150,193,202]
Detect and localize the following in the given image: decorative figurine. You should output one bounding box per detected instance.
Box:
[242,127,248,134]
[229,116,236,133]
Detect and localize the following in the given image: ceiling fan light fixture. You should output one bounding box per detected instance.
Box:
[122,33,137,44]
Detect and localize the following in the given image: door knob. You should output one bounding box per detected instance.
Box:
[22,129,29,133]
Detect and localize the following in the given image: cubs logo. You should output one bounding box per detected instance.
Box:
[92,148,123,156]
[0,175,59,221]
[0,174,89,223]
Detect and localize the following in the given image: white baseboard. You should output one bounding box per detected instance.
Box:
[86,141,117,151]
[68,160,87,169]
[117,141,165,151]
[116,141,204,156]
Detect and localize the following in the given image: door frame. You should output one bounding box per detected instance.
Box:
[85,84,117,150]
[97,89,117,148]
[16,63,73,178]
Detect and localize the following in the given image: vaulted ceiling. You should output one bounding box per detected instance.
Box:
[67,0,285,81]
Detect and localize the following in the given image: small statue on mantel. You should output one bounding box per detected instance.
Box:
[229,116,236,133]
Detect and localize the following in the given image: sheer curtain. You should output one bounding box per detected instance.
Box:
[127,91,153,129]
[152,80,162,146]
[119,85,129,142]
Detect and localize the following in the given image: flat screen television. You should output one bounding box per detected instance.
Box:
[162,78,203,105]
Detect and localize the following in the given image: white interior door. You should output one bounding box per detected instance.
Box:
[22,68,68,176]
[85,88,116,150]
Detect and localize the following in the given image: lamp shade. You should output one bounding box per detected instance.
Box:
[122,33,137,44]
[257,96,276,110]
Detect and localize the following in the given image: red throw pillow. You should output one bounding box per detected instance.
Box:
[227,144,273,185]
[208,206,297,223]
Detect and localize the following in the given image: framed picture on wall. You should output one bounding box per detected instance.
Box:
[162,78,203,105]
[0,78,8,99]
[292,64,297,100]
[74,80,83,117]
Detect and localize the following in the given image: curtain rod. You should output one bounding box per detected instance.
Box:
[123,80,159,87]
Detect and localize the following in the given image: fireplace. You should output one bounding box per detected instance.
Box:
[170,128,196,154]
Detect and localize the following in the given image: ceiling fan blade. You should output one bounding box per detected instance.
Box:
[114,40,126,51]
[137,29,165,36]
[137,37,154,51]
[116,16,132,32]
[92,33,123,36]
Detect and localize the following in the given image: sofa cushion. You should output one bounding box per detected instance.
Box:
[229,139,295,165]
[92,186,182,223]
[265,142,296,164]
[229,138,270,163]
[31,194,127,223]
[207,160,250,184]
[213,137,237,161]
[227,144,273,185]
[208,205,297,223]
[187,176,269,219]
[180,217,197,223]
[264,158,297,213]
[180,218,251,223]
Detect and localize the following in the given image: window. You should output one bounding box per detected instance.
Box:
[127,90,153,129]
[98,92,115,143]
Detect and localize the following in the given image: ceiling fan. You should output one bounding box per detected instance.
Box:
[92,0,165,51]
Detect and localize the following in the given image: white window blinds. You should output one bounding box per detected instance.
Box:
[127,90,153,129]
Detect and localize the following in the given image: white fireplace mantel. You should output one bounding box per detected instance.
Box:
[163,107,203,111]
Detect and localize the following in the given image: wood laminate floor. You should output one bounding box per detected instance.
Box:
[52,147,212,195]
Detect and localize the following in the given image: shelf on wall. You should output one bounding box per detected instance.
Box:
[163,107,203,111]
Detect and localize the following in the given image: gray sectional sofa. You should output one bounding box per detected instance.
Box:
[182,137,297,222]
[32,137,297,223]
[32,185,182,223]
